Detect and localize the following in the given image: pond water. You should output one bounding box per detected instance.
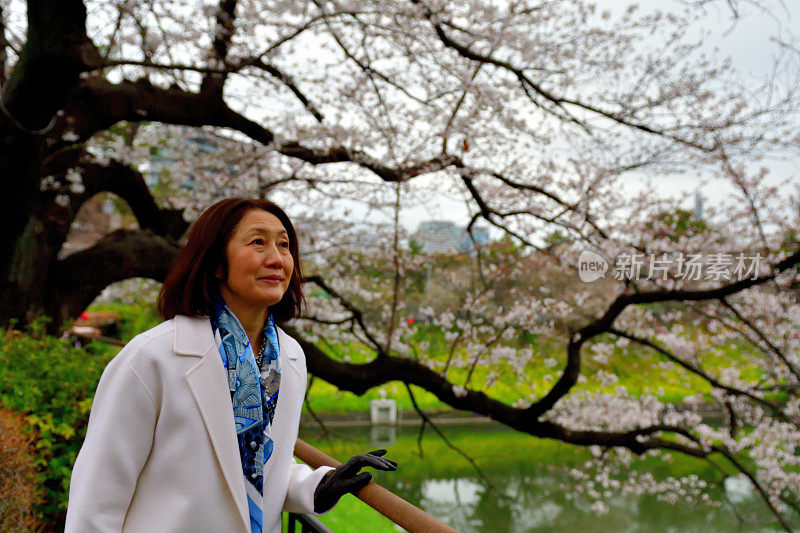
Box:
[300,421,796,532]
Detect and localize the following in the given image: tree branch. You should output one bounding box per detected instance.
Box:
[1,0,101,133]
[303,274,388,358]
[58,77,461,183]
[409,0,721,152]
[403,382,494,487]
[526,248,800,418]
[42,154,188,239]
[200,0,238,98]
[49,228,179,321]
[720,297,800,380]
[608,326,788,422]
[0,4,9,87]
[287,322,709,456]
[251,60,324,122]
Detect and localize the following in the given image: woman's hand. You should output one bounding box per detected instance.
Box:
[313,449,398,513]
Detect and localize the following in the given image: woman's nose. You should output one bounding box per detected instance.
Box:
[263,244,284,266]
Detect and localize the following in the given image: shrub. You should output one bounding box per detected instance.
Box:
[0,407,43,532]
[0,321,116,526]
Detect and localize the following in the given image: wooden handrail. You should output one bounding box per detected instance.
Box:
[294,438,459,533]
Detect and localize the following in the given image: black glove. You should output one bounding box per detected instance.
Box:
[313,449,397,513]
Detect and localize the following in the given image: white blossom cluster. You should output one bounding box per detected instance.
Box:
[95,278,162,306]
[565,454,715,513]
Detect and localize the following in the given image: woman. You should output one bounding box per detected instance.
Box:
[66,198,396,533]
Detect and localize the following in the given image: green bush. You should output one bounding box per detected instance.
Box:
[0,320,116,525]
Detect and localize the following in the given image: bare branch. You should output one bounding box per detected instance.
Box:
[232,10,385,72]
[409,0,720,152]
[312,0,431,106]
[403,382,494,487]
[303,274,389,358]
[303,375,333,445]
[250,60,324,122]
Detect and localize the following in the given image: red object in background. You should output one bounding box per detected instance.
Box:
[80,312,89,320]
[406,317,416,325]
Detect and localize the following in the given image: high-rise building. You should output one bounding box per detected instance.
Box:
[410,220,490,254]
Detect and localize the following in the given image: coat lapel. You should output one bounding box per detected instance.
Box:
[175,316,250,532]
[260,328,303,483]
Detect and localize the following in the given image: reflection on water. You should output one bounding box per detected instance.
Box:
[420,479,484,531]
[423,478,483,507]
[302,422,794,532]
[396,469,778,532]
[371,424,397,447]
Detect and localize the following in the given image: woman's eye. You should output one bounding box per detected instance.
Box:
[250,238,264,245]
[279,241,290,248]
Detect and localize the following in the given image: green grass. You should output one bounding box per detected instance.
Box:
[306,381,445,415]
[301,423,592,480]
[281,493,399,533]
[316,494,400,533]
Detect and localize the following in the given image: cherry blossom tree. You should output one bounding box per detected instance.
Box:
[2,0,800,527]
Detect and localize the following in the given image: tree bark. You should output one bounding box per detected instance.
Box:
[1,0,100,131]
[0,0,100,328]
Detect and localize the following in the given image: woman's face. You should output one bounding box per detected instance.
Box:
[218,209,294,313]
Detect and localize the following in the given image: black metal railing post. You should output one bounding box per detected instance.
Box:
[287,512,336,533]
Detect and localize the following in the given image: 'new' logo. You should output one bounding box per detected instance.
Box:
[578,251,608,282]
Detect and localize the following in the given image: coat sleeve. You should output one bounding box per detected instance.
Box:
[65,346,158,532]
[282,459,335,515]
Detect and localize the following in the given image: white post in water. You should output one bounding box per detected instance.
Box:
[369,389,397,425]
[369,390,398,446]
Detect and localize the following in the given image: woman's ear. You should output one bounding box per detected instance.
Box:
[214,264,224,280]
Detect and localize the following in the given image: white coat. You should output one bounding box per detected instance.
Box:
[65,315,333,533]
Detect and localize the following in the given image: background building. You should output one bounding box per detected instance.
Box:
[409,220,490,254]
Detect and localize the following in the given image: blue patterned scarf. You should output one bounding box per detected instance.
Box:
[210,299,281,533]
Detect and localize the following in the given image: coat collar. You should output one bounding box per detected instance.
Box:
[172,315,298,361]
[172,315,216,357]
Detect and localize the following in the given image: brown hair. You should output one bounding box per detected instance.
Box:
[158,198,304,322]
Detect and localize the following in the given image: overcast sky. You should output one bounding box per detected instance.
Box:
[599,0,799,79]
[599,0,800,211]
